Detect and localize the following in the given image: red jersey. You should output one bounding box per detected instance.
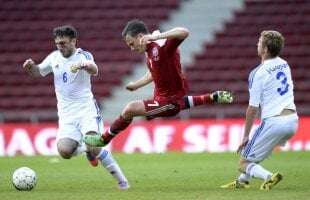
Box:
[145,34,188,101]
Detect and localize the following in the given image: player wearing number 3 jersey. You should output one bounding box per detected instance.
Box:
[221,30,298,190]
[84,19,233,147]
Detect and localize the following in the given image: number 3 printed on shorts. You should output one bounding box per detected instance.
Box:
[276,71,289,95]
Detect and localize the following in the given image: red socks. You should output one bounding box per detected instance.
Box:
[102,115,133,144]
[183,94,212,109]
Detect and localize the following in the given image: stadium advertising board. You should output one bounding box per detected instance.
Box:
[0,118,309,156]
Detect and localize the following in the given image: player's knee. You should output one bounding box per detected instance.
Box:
[58,149,73,159]
[123,103,134,112]
[57,144,75,159]
[122,103,136,118]
[57,138,78,159]
[122,101,145,119]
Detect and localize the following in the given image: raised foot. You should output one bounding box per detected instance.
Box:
[83,134,105,147]
[212,91,234,103]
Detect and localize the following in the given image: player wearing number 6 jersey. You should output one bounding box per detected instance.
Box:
[221,30,298,190]
[23,25,129,189]
[84,19,233,148]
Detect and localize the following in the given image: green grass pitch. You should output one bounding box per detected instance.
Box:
[0,151,309,200]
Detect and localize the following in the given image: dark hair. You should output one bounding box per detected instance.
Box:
[260,30,284,57]
[121,19,149,39]
[53,25,78,39]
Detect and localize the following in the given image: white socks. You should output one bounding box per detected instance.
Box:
[238,173,250,183]
[72,142,87,156]
[73,145,128,183]
[97,149,127,182]
[246,163,272,181]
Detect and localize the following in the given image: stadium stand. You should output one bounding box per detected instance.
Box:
[0,0,180,122]
[0,0,309,122]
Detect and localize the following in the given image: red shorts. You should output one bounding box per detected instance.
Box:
[143,98,184,120]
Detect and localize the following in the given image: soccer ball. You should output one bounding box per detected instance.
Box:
[12,167,37,191]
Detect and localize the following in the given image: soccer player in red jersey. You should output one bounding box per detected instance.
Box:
[84,19,233,147]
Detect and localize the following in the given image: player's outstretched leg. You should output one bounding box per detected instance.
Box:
[84,134,105,147]
[84,116,131,147]
[211,91,233,103]
[260,172,283,190]
[98,149,130,190]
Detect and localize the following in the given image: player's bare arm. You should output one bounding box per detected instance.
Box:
[77,62,98,75]
[140,27,189,45]
[237,105,259,153]
[23,58,42,78]
[71,62,98,74]
[126,71,153,91]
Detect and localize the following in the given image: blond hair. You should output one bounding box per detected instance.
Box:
[260,30,284,57]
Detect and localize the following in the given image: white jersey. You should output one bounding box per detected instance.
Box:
[38,48,98,118]
[248,57,296,119]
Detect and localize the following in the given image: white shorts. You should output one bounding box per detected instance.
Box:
[242,113,299,162]
[56,99,103,144]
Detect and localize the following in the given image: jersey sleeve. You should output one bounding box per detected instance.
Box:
[38,52,53,76]
[165,38,184,54]
[248,69,264,107]
[84,51,98,76]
